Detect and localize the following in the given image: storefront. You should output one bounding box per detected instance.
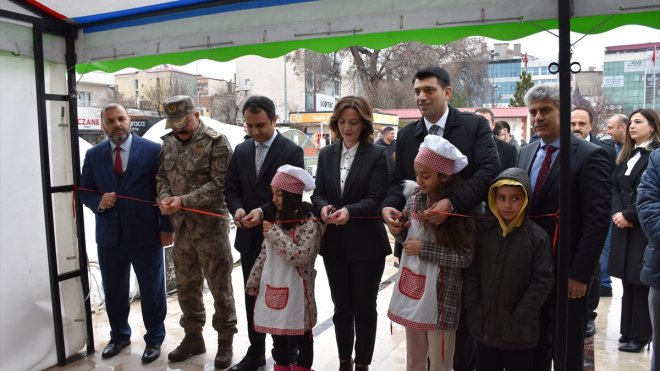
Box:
[77,107,160,145]
[288,111,399,148]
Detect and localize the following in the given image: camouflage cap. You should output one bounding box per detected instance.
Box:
[163,95,195,129]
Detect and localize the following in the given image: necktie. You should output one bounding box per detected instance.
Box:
[255,143,266,175]
[532,145,555,201]
[114,146,123,175]
[429,124,440,136]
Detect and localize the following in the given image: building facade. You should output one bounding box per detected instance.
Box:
[235,53,340,122]
[114,66,198,112]
[487,43,559,107]
[603,42,660,115]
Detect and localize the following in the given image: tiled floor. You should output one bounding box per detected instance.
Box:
[47,255,652,370]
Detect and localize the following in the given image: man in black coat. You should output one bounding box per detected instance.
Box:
[381,66,499,371]
[517,85,611,371]
[570,106,616,338]
[475,107,518,174]
[571,107,616,163]
[382,66,499,219]
[224,96,304,371]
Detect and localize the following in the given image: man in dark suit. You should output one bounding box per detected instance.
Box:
[475,107,518,173]
[225,95,304,371]
[79,103,173,363]
[570,106,616,338]
[517,85,611,371]
[382,66,499,371]
[571,106,617,163]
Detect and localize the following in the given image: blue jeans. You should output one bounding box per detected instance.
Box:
[599,222,613,288]
[650,287,660,371]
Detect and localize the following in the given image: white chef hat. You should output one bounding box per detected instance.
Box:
[415,135,468,175]
[271,164,316,194]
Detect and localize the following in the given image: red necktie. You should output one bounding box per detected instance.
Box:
[114,146,123,175]
[532,145,555,201]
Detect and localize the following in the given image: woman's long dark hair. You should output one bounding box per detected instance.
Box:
[274,190,315,231]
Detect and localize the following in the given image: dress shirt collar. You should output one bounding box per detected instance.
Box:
[424,109,449,133]
[256,131,277,147]
[540,137,561,150]
[110,132,132,152]
[342,141,359,156]
[635,139,652,150]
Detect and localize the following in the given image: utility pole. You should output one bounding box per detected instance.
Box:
[284,57,289,122]
[491,84,500,107]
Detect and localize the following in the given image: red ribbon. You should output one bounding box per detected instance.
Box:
[74,185,230,219]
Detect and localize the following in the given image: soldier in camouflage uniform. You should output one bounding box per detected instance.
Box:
[156,95,237,368]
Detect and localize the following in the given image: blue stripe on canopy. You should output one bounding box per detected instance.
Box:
[76,0,316,31]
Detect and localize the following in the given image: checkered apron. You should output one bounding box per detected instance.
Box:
[253,239,306,336]
[387,212,439,330]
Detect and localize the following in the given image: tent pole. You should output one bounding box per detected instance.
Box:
[556,0,572,370]
[66,26,96,357]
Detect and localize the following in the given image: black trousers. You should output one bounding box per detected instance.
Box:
[453,308,477,371]
[533,291,587,371]
[240,249,266,357]
[476,342,535,371]
[323,254,385,365]
[587,263,600,322]
[272,331,313,368]
[620,282,652,340]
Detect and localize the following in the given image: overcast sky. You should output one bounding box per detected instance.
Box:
[176,25,659,80]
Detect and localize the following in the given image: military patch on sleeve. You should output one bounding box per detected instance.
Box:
[213,158,228,171]
[193,143,204,158]
[211,145,229,158]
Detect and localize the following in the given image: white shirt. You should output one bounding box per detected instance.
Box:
[423,109,450,137]
[340,142,359,195]
[625,139,652,176]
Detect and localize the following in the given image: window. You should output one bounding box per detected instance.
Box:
[79,91,91,107]
[134,79,139,89]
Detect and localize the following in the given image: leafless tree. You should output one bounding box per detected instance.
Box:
[117,92,139,110]
[286,50,342,110]
[142,78,195,118]
[590,90,621,135]
[211,84,251,125]
[346,39,489,108]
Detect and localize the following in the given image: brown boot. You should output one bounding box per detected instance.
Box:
[215,338,233,369]
[168,333,206,362]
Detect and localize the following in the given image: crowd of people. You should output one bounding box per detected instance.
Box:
[78,65,660,371]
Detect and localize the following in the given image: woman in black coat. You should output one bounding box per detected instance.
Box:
[608,108,660,352]
[311,96,391,371]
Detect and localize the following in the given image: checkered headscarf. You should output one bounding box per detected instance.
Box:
[271,165,315,194]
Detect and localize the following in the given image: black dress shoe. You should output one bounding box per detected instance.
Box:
[101,339,131,359]
[600,286,613,297]
[585,320,596,337]
[142,344,161,363]
[618,337,652,353]
[619,335,630,343]
[228,354,266,371]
